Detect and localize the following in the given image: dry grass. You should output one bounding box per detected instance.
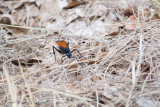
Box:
[0,0,160,107]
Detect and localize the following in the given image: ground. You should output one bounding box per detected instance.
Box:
[0,0,160,106]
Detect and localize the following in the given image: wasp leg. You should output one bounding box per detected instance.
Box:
[70,49,82,58]
[61,54,67,63]
[53,46,61,61]
[71,56,79,61]
[62,55,78,63]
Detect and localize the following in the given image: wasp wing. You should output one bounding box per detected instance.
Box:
[56,41,68,48]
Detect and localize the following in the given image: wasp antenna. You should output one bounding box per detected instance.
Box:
[53,46,56,61]
[67,42,69,46]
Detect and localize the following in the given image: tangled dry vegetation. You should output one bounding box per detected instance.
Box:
[0,0,160,106]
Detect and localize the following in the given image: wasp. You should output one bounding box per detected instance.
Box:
[53,41,82,62]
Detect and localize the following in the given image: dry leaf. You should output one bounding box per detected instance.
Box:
[10,0,36,10]
[0,16,11,24]
[123,15,137,31]
[138,8,151,21]
[151,14,160,20]
[0,3,9,14]
[0,14,29,35]
[105,25,120,36]
[11,59,42,67]
[66,82,82,93]
[38,0,57,21]
[63,0,84,9]
[123,8,134,17]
